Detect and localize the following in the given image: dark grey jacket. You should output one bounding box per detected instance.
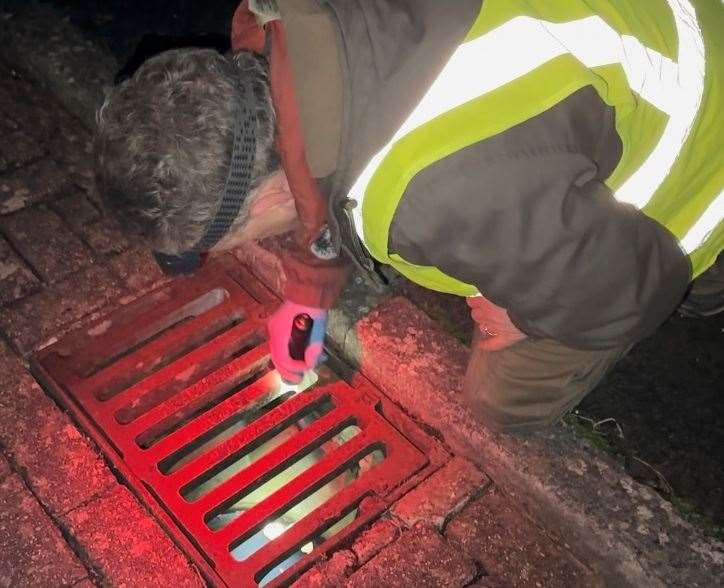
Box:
[279,0,691,350]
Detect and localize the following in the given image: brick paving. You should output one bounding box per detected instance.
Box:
[0,129,45,174]
[0,472,88,587]
[0,371,116,517]
[0,235,39,305]
[0,264,124,355]
[62,486,203,587]
[0,159,71,214]
[0,49,594,588]
[346,526,479,587]
[445,487,597,587]
[0,205,95,283]
[0,61,203,586]
[350,518,401,566]
[0,454,12,482]
[292,551,358,588]
[392,456,490,530]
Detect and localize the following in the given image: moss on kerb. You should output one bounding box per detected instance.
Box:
[563,414,724,543]
[563,414,613,454]
[670,496,724,543]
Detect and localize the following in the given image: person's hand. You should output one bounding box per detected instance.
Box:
[467,295,527,351]
[267,300,328,383]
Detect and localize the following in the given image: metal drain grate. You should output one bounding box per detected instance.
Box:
[31,255,443,587]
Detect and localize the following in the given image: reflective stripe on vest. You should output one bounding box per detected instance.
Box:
[350,0,719,256]
[681,190,724,253]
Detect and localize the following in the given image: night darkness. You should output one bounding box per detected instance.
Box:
[44,0,239,62]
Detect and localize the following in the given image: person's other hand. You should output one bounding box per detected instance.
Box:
[467,295,527,351]
[267,300,328,383]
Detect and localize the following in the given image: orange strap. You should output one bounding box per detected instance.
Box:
[231,1,327,247]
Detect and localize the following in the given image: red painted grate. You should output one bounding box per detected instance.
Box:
[32,255,442,587]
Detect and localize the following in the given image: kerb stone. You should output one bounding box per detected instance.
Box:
[350,518,401,566]
[355,297,470,415]
[292,550,357,588]
[445,486,596,587]
[392,457,489,530]
[346,525,477,588]
[354,296,724,587]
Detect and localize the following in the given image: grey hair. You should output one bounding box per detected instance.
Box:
[95,48,278,254]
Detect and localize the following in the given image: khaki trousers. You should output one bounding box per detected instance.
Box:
[462,331,630,433]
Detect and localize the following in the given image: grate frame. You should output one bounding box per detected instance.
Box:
[31,254,446,587]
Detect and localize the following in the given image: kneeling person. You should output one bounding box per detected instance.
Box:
[96,0,723,432]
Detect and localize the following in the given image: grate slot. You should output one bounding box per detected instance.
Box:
[88,304,245,402]
[136,358,272,450]
[142,366,279,467]
[183,406,356,534]
[109,326,268,438]
[213,427,377,549]
[255,498,365,586]
[94,314,243,402]
[206,421,362,530]
[159,381,290,475]
[181,396,336,502]
[165,389,344,494]
[158,386,320,478]
[246,446,383,586]
[158,384,305,476]
[82,288,230,378]
[114,330,265,425]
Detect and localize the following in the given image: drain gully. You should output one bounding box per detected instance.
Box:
[31,255,444,587]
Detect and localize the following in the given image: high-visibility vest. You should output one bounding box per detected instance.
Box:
[349,0,723,296]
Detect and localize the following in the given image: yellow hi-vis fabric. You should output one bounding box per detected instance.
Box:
[349,0,723,295]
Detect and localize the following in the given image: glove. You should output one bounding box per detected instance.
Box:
[467,295,527,351]
[267,300,328,383]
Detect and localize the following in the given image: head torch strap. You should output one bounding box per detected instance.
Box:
[152,80,257,275]
[194,89,257,252]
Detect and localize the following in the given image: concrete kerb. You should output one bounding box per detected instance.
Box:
[6,10,721,587]
[354,297,724,587]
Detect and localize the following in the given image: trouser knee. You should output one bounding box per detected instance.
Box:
[462,337,629,433]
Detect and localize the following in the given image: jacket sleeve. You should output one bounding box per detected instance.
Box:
[233,1,352,308]
[389,87,691,350]
[276,172,352,309]
[281,239,351,309]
